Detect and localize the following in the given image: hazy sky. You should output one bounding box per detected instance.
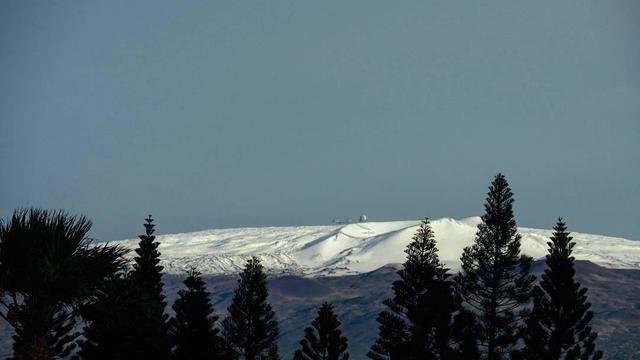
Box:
[1,1,639,241]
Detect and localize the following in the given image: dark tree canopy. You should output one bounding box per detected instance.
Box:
[294,302,349,360]
[456,174,535,360]
[368,218,458,360]
[77,274,148,359]
[221,257,280,360]
[169,268,223,359]
[520,219,603,360]
[451,309,480,360]
[0,209,126,360]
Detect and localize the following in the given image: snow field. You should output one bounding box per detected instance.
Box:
[110,217,640,276]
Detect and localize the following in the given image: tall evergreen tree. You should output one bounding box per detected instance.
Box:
[0,209,126,360]
[131,215,167,309]
[221,257,280,360]
[78,215,172,359]
[520,219,603,360]
[128,214,171,359]
[169,268,223,359]
[367,218,458,360]
[456,174,536,360]
[293,302,349,360]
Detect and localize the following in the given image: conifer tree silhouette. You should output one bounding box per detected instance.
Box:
[456,174,535,360]
[293,302,349,360]
[368,218,458,360]
[128,214,170,359]
[0,208,126,360]
[131,215,167,309]
[221,257,280,360]
[79,215,170,359]
[169,268,223,359]
[519,219,603,360]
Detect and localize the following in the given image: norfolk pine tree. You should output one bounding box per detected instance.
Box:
[293,302,349,360]
[169,268,223,359]
[456,174,535,360]
[221,257,280,360]
[368,218,458,360]
[520,219,603,360]
[79,215,171,359]
[128,215,171,359]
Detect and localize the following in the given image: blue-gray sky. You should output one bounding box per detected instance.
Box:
[1,1,639,241]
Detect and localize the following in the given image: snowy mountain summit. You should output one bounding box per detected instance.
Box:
[111,217,640,276]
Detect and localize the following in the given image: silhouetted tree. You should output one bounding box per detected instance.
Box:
[294,302,349,360]
[169,268,223,359]
[0,208,126,359]
[128,214,171,359]
[519,219,603,360]
[368,218,458,360]
[221,257,280,360]
[79,215,173,360]
[456,174,535,360]
[76,274,146,359]
[6,301,76,360]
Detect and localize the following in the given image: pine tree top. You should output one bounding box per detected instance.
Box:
[313,302,345,341]
[467,173,526,260]
[170,268,222,359]
[232,257,269,300]
[404,218,441,270]
[481,173,517,232]
[177,268,210,299]
[545,218,575,265]
[297,302,349,360]
[240,256,266,281]
[223,256,280,359]
[133,214,164,275]
[183,267,203,286]
[540,218,580,305]
[368,218,458,360]
[143,214,155,236]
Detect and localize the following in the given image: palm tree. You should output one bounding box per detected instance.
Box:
[0,208,127,359]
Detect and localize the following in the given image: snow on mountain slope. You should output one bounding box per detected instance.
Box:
[110,217,640,276]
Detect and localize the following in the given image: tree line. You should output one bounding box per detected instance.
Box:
[0,174,603,359]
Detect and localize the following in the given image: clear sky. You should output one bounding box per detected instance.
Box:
[1,1,638,241]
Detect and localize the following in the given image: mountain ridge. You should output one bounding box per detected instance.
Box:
[109,217,640,276]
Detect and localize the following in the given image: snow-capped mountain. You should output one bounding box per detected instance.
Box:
[2,218,637,359]
[110,217,640,276]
